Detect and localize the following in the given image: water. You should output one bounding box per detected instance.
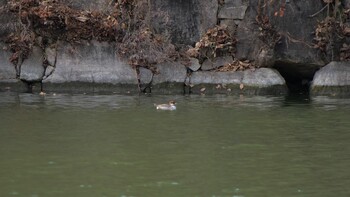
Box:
[1,92,350,197]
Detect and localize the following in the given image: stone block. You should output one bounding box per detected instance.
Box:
[45,44,57,67]
[153,62,187,84]
[242,68,285,87]
[311,61,350,96]
[0,42,17,82]
[218,6,248,20]
[20,46,45,82]
[191,68,285,87]
[224,0,243,7]
[201,56,234,71]
[44,40,137,85]
[43,65,55,80]
[151,0,218,45]
[311,62,350,87]
[219,19,239,34]
[191,70,243,85]
[188,58,201,71]
[197,0,219,38]
[190,68,287,94]
[139,67,153,85]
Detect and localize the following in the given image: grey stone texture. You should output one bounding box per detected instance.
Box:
[2,0,349,94]
[191,68,285,87]
[151,0,218,45]
[201,56,234,71]
[226,0,326,75]
[191,70,243,85]
[43,41,138,85]
[60,0,115,13]
[311,61,350,96]
[312,62,350,86]
[190,68,287,94]
[0,42,17,82]
[218,6,248,20]
[242,68,285,87]
[0,1,17,38]
[45,44,57,67]
[153,62,187,84]
[188,58,201,72]
[20,46,45,82]
[224,0,244,7]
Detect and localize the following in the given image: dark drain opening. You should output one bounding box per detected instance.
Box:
[273,62,319,94]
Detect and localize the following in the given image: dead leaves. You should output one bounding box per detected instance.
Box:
[6,31,35,65]
[8,0,121,43]
[340,43,350,61]
[187,25,236,60]
[216,60,256,72]
[5,0,174,71]
[186,25,258,72]
[274,5,285,17]
[118,26,176,74]
[313,15,350,61]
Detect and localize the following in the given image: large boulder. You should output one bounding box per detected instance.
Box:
[190,68,287,94]
[43,40,142,93]
[242,68,286,87]
[151,62,187,94]
[311,61,350,96]
[153,62,187,84]
[44,40,137,84]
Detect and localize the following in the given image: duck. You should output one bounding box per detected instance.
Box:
[154,100,176,111]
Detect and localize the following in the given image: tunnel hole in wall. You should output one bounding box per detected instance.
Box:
[273,62,319,94]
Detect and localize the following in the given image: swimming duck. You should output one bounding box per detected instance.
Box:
[155,100,176,111]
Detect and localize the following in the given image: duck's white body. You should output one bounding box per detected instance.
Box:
[155,101,176,110]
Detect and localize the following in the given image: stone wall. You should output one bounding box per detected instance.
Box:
[0,0,349,95]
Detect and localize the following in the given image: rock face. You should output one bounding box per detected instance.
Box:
[311,62,350,96]
[60,0,115,13]
[0,0,17,38]
[201,56,234,71]
[218,0,326,78]
[44,41,137,84]
[188,58,201,71]
[0,43,27,92]
[242,68,286,87]
[190,68,287,94]
[151,0,218,45]
[3,0,349,95]
[0,43,17,82]
[153,62,187,84]
[20,46,45,82]
[218,6,248,20]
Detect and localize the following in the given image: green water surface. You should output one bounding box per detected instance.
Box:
[0,92,350,197]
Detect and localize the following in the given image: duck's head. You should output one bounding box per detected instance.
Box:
[169,100,176,105]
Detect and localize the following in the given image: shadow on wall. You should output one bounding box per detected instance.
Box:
[273,62,320,93]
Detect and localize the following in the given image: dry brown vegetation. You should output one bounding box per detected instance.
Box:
[187,25,236,62]
[313,1,350,61]
[4,0,177,72]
